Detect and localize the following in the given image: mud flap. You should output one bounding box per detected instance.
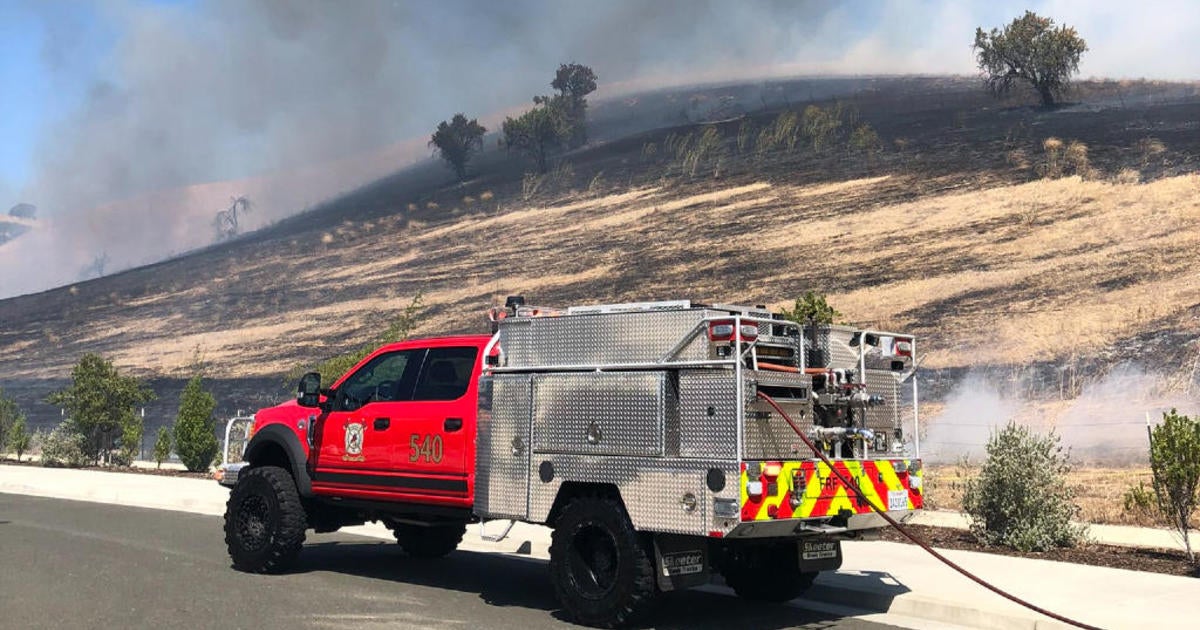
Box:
[798,538,843,572]
[653,534,709,592]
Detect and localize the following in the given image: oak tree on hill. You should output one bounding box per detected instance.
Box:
[551,63,597,148]
[973,11,1087,107]
[430,114,487,181]
[502,101,565,174]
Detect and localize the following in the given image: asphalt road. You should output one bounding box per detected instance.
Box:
[0,493,907,630]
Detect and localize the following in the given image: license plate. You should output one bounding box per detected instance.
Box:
[801,540,838,561]
[888,490,910,511]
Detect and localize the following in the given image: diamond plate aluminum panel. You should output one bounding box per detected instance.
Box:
[827,327,860,368]
[742,401,814,459]
[527,455,741,535]
[532,372,664,456]
[677,370,737,459]
[498,309,721,367]
[474,374,532,520]
[863,368,902,435]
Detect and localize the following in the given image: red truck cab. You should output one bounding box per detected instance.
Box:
[242,334,490,512]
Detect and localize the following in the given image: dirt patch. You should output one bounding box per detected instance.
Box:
[879,523,1198,578]
[0,457,211,480]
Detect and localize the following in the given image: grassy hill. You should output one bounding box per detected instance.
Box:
[1,76,1198,442]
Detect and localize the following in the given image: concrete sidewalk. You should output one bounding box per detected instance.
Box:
[3,464,1197,630]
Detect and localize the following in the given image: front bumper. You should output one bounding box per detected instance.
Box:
[214,462,248,488]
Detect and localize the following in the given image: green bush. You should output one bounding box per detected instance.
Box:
[0,386,21,450]
[1148,409,1200,563]
[40,421,89,468]
[7,415,31,461]
[778,290,841,326]
[173,375,218,473]
[962,422,1086,551]
[153,427,172,469]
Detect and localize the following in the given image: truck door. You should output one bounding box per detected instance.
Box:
[393,346,479,494]
[313,348,423,496]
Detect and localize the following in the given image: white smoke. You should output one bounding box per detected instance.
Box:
[923,364,1200,464]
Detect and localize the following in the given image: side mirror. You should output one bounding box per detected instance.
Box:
[297,372,321,408]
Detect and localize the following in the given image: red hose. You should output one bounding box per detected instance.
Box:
[755,391,1101,630]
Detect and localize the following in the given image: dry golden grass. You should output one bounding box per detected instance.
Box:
[10,171,1197,383]
[924,464,1195,528]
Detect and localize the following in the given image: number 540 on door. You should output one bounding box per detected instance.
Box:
[409,434,443,463]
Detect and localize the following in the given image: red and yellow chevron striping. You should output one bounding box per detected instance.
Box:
[739,459,923,522]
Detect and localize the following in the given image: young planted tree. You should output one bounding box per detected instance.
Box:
[173,375,219,473]
[0,386,19,450]
[7,415,31,461]
[1148,409,1200,563]
[153,426,172,469]
[973,11,1087,107]
[46,354,155,464]
[550,63,597,148]
[430,114,487,181]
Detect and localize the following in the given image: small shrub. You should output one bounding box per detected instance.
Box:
[802,104,844,151]
[962,422,1086,551]
[40,422,88,468]
[7,415,31,461]
[1122,481,1156,515]
[778,290,841,326]
[849,123,883,163]
[1065,140,1092,179]
[153,427,172,469]
[1037,137,1065,178]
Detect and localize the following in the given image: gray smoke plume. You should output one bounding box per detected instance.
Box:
[2,0,1198,298]
[923,364,1200,464]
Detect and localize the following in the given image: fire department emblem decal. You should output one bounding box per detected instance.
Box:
[343,421,365,461]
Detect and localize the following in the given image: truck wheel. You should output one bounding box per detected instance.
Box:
[224,465,307,573]
[392,522,467,558]
[721,541,816,603]
[549,496,656,628]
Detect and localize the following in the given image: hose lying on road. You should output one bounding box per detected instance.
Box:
[755,391,1102,630]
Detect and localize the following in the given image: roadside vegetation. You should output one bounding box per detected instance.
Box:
[173,375,218,473]
[45,354,154,467]
[962,422,1086,551]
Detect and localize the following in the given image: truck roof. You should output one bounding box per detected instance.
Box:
[374,334,492,354]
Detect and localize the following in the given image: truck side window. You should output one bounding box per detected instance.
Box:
[335,349,423,411]
[411,346,479,401]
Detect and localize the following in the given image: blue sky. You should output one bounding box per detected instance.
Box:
[0,2,113,199]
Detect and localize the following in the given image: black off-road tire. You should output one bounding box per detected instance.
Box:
[721,541,816,603]
[549,496,657,628]
[392,522,467,558]
[224,465,307,573]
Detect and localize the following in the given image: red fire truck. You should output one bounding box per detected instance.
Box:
[219,298,923,627]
